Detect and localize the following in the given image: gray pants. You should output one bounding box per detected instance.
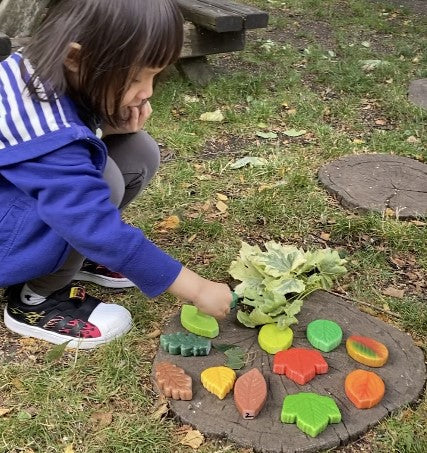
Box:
[28,131,160,296]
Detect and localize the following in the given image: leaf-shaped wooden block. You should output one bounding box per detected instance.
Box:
[233,368,267,419]
[201,366,236,399]
[273,348,328,385]
[345,369,385,409]
[155,362,192,401]
[258,324,293,354]
[306,319,342,352]
[281,392,341,437]
[160,332,211,356]
[346,335,389,367]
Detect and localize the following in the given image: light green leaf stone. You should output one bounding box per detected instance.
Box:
[306,319,343,352]
[281,393,341,437]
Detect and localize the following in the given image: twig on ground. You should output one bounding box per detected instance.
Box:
[326,290,402,319]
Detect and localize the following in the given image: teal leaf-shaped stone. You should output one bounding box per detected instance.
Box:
[281,392,341,437]
[160,332,211,356]
[306,319,342,352]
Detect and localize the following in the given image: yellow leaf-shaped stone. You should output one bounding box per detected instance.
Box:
[201,366,236,399]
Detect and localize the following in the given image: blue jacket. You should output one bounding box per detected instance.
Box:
[0,52,182,297]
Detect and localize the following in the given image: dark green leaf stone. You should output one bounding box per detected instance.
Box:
[160,332,211,356]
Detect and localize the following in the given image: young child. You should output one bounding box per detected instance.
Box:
[0,0,232,349]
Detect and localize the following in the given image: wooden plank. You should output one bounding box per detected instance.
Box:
[177,0,243,32]
[180,22,245,58]
[196,0,269,29]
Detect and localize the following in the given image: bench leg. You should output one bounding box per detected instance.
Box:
[0,32,11,61]
[175,56,215,87]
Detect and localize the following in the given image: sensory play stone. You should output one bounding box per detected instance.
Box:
[345,369,385,409]
[346,335,389,367]
[180,304,219,338]
[201,366,236,399]
[306,319,342,352]
[258,323,293,354]
[155,362,193,401]
[160,332,211,356]
[233,368,267,419]
[273,348,328,385]
[281,392,342,437]
[153,290,426,453]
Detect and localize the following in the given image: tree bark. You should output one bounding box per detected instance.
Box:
[0,0,50,37]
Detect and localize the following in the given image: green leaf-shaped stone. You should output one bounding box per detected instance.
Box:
[160,332,211,356]
[306,319,342,352]
[281,392,341,437]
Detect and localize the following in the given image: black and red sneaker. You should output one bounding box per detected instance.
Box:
[3,285,132,349]
[74,260,135,289]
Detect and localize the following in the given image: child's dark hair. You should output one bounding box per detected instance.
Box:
[24,0,183,127]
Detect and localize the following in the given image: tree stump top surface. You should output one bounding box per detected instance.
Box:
[153,291,425,453]
[318,154,427,218]
[409,79,427,109]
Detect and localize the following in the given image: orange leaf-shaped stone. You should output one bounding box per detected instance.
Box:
[233,368,267,419]
[155,362,192,401]
[273,348,328,385]
[345,369,385,409]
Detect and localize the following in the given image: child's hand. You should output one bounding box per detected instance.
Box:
[102,101,152,136]
[193,280,232,319]
[167,267,232,319]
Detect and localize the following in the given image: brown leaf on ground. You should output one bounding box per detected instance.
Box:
[0,407,12,416]
[155,215,180,232]
[147,329,162,339]
[382,286,405,299]
[89,411,113,430]
[180,428,204,449]
[320,232,330,241]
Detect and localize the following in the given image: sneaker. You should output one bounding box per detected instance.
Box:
[3,285,132,349]
[74,260,135,289]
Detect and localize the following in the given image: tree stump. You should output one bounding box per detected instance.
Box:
[409,79,427,109]
[152,291,425,453]
[318,154,427,218]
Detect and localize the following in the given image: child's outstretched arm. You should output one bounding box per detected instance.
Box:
[167,267,232,319]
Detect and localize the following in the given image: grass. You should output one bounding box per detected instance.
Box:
[1,0,426,452]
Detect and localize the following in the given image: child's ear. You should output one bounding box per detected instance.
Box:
[64,42,81,73]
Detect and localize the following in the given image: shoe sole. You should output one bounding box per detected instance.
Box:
[3,307,132,350]
[74,271,136,288]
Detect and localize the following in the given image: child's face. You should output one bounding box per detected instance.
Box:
[120,66,164,110]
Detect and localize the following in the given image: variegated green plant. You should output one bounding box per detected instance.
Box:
[229,241,347,329]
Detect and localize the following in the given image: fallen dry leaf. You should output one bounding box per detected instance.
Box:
[150,402,169,420]
[147,329,161,339]
[382,287,405,299]
[216,193,228,201]
[155,215,180,232]
[216,200,228,213]
[187,233,197,243]
[180,428,205,449]
[410,220,426,226]
[320,232,330,241]
[89,411,113,430]
[64,445,75,453]
[0,407,12,416]
[375,119,387,125]
[384,208,395,218]
[11,378,24,390]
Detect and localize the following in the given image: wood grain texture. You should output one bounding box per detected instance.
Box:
[152,290,426,452]
[318,154,427,219]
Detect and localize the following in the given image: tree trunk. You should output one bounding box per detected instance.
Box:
[0,0,50,37]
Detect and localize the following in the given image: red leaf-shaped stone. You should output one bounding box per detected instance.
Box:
[155,362,193,401]
[273,348,328,385]
[233,368,267,419]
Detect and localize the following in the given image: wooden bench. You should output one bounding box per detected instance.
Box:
[178,0,269,84]
[1,0,269,84]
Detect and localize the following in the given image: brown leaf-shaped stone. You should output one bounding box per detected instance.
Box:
[233,368,267,419]
[155,362,192,401]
